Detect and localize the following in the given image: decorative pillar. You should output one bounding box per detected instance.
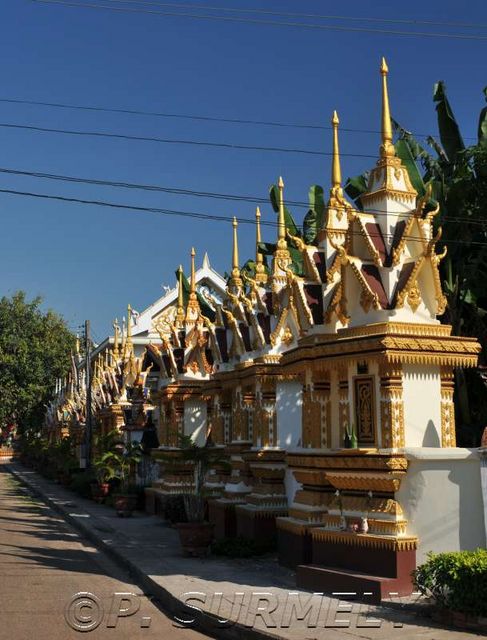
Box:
[302,371,331,448]
[338,365,350,446]
[440,366,456,447]
[379,362,405,448]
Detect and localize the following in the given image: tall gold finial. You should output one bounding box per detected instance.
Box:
[113,318,120,359]
[255,207,263,264]
[380,57,395,157]
[190,247,196,296]
[255,206,267,284]
[277,176,287,248]
[232,217,239,273]
[331,110,342,188]
[127,304,132,339]
[230,217,242,288]
[176,265,185,326]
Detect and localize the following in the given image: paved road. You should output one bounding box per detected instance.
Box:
[0,466,207,640]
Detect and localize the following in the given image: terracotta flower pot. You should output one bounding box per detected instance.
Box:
[114,493,138,517]
[176,522,214,557]
[90,482,111,503]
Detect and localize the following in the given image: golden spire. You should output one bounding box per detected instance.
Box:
[380,57,395,158]
[113,318,120,360]
[186,247,200,318]
[230,217,242,289]
[255,206,267,284]
[331,110,342,188]
[176,264,185,326]
[125,304,134,358]
[121,316,126,357]
[277,176,287,249]
[190,247,196,297]
[232,217,239,274]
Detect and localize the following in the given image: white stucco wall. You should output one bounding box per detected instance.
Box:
[276,381,303,449]
[480,449,487,544]
[402,364,442,447]
[396,448,486,563]
[184,399,207,447]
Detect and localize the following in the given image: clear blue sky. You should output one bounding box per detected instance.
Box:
[1,0,486,340]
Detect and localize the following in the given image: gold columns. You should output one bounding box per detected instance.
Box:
[186,247,200,319]
[380,57,395,158]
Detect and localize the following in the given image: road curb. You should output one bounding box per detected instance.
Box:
[5,464,280,640]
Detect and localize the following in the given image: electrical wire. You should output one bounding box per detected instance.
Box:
[101,1,487,31]
[0,120,377,158]
[0,97,477,142]
[0,185,485,245]
[0,163,484,226]
[31,0,487,41]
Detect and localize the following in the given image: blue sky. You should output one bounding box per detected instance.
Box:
[0,0,486,340]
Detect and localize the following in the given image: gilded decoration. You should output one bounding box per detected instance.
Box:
[311,529,418,551]
[302,372,331,448]
[254,382,276,447]
[379,362,404,448]
[440,366,456,447]
[353,376,376,446]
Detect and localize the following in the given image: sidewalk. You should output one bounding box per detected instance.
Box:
[5,462,482,640]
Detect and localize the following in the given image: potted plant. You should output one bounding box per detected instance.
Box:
[99,440,143,516]
[90,430,120,502]
[164,433,229,557]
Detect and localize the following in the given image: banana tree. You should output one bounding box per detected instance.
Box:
[344,83,487,440]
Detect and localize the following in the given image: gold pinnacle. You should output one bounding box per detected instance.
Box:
[232,217,239,272]
[190,247,196,295]
[380,57,394,157]
[255,206,263,264]
[331,110,342,188]
[277,176,286,243]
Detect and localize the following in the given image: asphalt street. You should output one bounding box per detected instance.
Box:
[0,466,207,640]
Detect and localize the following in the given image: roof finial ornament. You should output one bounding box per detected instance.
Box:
[190,247,196,298]
[255,206,268,284]
[176,264,185,326]
[113,318,120,359]
[277,176,287,250]
[380,57,395,158]
[229,217,243,289]
[331,110,342,189]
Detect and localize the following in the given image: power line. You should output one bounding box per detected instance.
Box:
[0,185,485,246]
[31,0,487,41]
[0,120,378,158]
[0,163,484,226]
[0,97,477,141]
[102,0,487,31]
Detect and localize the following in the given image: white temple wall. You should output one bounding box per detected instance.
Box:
[479,449,487,544]
[183,398,207,446]
[402,364,442,447]
[276,381,303,449]
[396,448,485,564]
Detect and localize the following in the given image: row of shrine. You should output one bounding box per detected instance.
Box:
[44,59,486,600]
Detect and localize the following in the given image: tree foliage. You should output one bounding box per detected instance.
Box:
[0,291,75,433]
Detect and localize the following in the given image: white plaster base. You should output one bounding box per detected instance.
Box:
[397,447,486,564]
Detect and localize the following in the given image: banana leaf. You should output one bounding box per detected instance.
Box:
[308,185,325,232]
[433,81,465,161]
[344,174,368,209]
[395,138,426,197]
[269,184,300,237]
[303,208,317,244]
[177,269,216,321]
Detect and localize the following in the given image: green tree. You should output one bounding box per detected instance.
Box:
[345,83,487,443]
[0,291,75,433]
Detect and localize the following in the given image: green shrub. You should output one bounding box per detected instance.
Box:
[414,549,487,616]
[212,536,277,558]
